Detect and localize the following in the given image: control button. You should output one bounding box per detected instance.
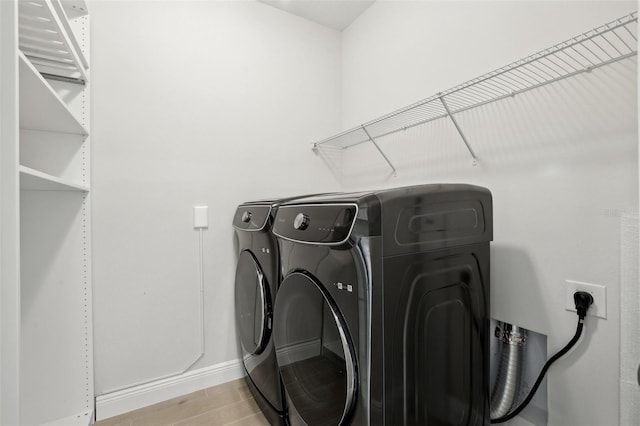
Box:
[294,213,310,230]
[241,211,252,223]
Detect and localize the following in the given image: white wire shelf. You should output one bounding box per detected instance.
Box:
[18,0,88,85]
[312,11,638,174]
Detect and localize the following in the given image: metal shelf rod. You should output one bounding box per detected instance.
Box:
[361,126,397,175]
[439,95,478,164]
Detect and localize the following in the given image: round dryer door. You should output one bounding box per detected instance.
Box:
[234,250,271,355]
[273,271,357,426]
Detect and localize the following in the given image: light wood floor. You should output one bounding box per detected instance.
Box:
[95,378,270,426]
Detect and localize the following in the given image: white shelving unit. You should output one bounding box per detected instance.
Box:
[312,12,638,174]
[1,0,93,424]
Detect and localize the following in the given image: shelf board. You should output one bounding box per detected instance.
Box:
[20,166,89,192]
[18,0,88,84]
[19,52,88,135]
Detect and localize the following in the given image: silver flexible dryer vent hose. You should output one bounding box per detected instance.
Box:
[490,323,527,419]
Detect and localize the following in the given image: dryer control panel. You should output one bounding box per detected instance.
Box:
[232,204,272,231]
[273,204,357,245]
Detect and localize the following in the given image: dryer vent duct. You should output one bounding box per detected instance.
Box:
[490,322,527,419]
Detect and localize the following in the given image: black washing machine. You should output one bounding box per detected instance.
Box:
[233,200,289,425]
[271,184,493,426]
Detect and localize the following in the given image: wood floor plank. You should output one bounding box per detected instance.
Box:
[95,379,269,426]
[219,378,248,390]
[126,390,207,420]
[129,393,236,425]
[224,412,271,426]
[206,380,252,403]
[173,398,262,426]
[211,388,251,405]
[94,415,132,426]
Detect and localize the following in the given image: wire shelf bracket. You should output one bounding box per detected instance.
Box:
[361,125,398,175]
[438,94,478,165]
[311,11,638,174]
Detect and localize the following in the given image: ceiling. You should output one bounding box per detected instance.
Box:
[258,0,375,31]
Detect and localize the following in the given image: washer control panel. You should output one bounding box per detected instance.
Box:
[273,204,357,245]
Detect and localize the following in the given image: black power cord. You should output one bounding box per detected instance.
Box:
[490,291,594,424]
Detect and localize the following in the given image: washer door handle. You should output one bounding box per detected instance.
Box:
[283,271,358,425]
[326,299,357,423]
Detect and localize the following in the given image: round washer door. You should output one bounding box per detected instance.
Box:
[273,271,357,426]
[234,250,271,355]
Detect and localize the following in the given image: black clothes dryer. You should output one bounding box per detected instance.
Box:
[271,184,493,426]
[233,200,289,425]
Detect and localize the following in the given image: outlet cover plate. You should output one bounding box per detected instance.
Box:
[565,280,606,319]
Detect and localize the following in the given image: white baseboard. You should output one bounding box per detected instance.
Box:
[95,359,245,421]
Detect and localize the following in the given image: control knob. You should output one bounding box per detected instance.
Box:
[241,211,252,223]
[294,213,310,230]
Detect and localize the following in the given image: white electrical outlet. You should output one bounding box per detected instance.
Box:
[565,280,606,319]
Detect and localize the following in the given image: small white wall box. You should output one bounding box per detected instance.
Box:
[193,206,208,229]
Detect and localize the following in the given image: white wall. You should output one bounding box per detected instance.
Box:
[91,1,638,423]
[339,1,637,425]
[90,0,341,395]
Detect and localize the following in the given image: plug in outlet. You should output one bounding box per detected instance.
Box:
[565,280,606,319]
